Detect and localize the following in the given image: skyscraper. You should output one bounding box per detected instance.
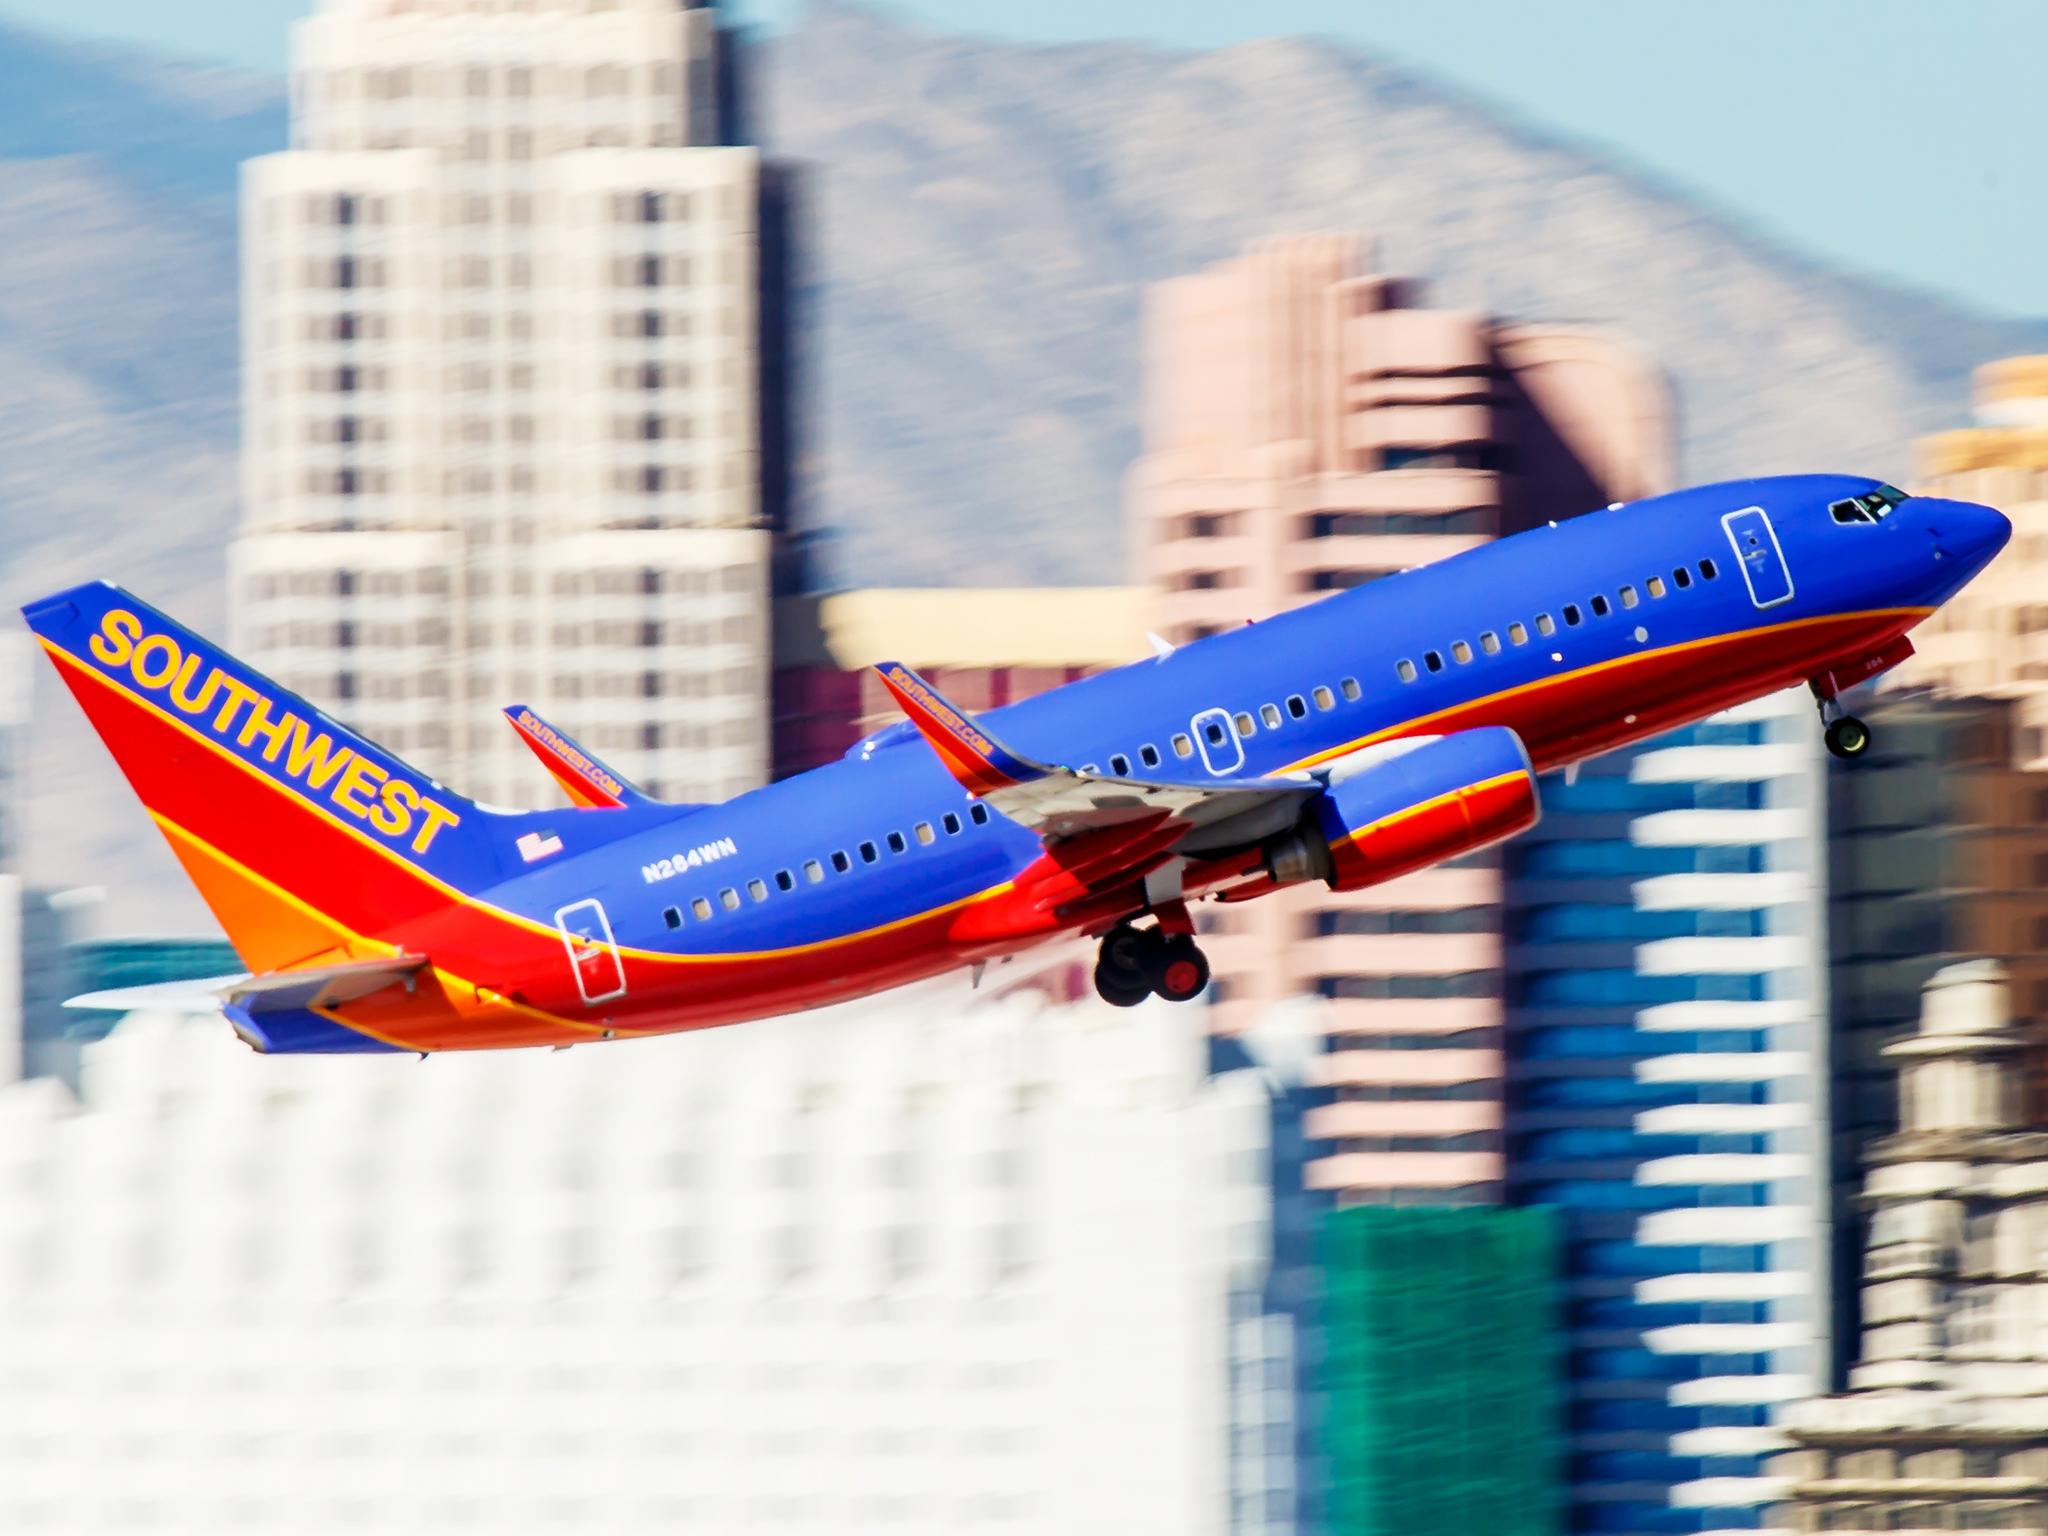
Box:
[230,0,771,807]
[1128,234,1670,1201]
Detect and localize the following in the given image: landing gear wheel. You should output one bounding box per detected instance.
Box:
[1093,952,1150,1008]
[1825,715,1872,761]
[1147,934,1211,1004]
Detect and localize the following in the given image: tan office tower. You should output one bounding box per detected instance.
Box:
[1895,356,2048,759]
[1129,235,1670,1200]
[230,0,767,806]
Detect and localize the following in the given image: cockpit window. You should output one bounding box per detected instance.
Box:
[1832,484,1908,526]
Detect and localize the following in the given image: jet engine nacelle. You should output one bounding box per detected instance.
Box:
[1261,727,1540,893]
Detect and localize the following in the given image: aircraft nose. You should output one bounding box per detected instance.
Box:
[1919,496,2012,571]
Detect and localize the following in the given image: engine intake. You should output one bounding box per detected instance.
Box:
[1261,727,1539,893]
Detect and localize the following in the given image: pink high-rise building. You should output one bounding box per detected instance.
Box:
[1129,235,1671,1200]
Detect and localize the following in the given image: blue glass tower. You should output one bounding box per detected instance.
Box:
[1505,693,1828,1536]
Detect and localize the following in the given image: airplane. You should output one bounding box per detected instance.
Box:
[23,473,2008,1054]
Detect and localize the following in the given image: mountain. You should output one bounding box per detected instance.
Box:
[752,4,2047,587]
[2,3,2046,920]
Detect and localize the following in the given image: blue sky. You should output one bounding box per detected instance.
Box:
[4,0,2040,318]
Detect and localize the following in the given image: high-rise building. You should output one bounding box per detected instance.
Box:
[0,990,1267,1533]
[1505,690,1833,1536]
[1128,234,1671,1201]
[1769,960,2048,1536]
[771,587,1153,779]
[230,0,774,807]
[1895,355,2048,755]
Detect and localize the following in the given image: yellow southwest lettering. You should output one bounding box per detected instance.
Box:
[410,800,461,855]
[89,609,142,668]
[236,694,297,762]
[330,754,386,818]
[130,633,183,690]
[371,776,418,838]
[167,655,224,716]
[96,613,464,857]
[210,676,259,735]
[283,720,354,792]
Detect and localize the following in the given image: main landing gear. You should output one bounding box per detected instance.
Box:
[1093,921,1212,1007]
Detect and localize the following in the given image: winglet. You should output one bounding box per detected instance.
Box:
[871,662,1048,796]
[502,705,648,810]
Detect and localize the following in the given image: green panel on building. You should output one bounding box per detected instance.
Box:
[1319,1206,1562,1536]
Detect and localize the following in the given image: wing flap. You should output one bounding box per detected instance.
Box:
[67,954,430,1015]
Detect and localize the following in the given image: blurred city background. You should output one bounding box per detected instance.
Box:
[0,1,2044,1531]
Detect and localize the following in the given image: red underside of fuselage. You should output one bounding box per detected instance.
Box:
[58,607,1916,1050]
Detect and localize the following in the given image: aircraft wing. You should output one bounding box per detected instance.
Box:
[871,661,1320,853]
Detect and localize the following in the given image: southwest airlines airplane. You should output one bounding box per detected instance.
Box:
[24,474,2008,1055]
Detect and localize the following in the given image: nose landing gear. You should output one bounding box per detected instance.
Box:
[1810,676,1873,762]
[1093,918,1213,1007]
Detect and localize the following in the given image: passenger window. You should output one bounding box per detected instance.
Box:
[1260,703,1282,729]
[914,822,935,846]
[1109,753,1131,774]
[747,878,768,902]
[1171,733,1194,758]
[831,850,851,873]
[1646,575,1666,599]
[1234,711,1256,736]
[1397,659,1418,683]
[774,869,795,892]
[803,859,824,883]
[859,841,878,864]
[1286,695,1307,719]
[1450,640,1473,664]
[1536,613,1557,636]
[1140,744,1160,768]
[969,803,991,825]
[663,906,682,929]
[1204,719,1228,746]
[1479,632,1500,655]
[719,887,740,910]
[1312,685,1335,710]
[942,812,962,835]
[691,896,713,920]
[1080,764,1098,774]
[1424,651,1444,673]
[1507,621,1528,646]
[1699,558,1719,581]
[1619,585,1638,609]
[886,831,907,854]
[1562,604,1582,627]
[1340,677,1361,701]
[1589,595,1610,618]
[1673,565,1693,589]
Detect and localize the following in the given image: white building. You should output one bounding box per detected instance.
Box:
[0,988,1267,1534]
[231,0,770,806]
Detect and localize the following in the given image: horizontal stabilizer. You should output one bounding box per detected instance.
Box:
[503,705,653,809]
[68,954,429,1015]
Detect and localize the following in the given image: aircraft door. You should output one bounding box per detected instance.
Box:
[1190,707,1244,777]
[1721,507,1794,609]
[555,897,627,1006]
